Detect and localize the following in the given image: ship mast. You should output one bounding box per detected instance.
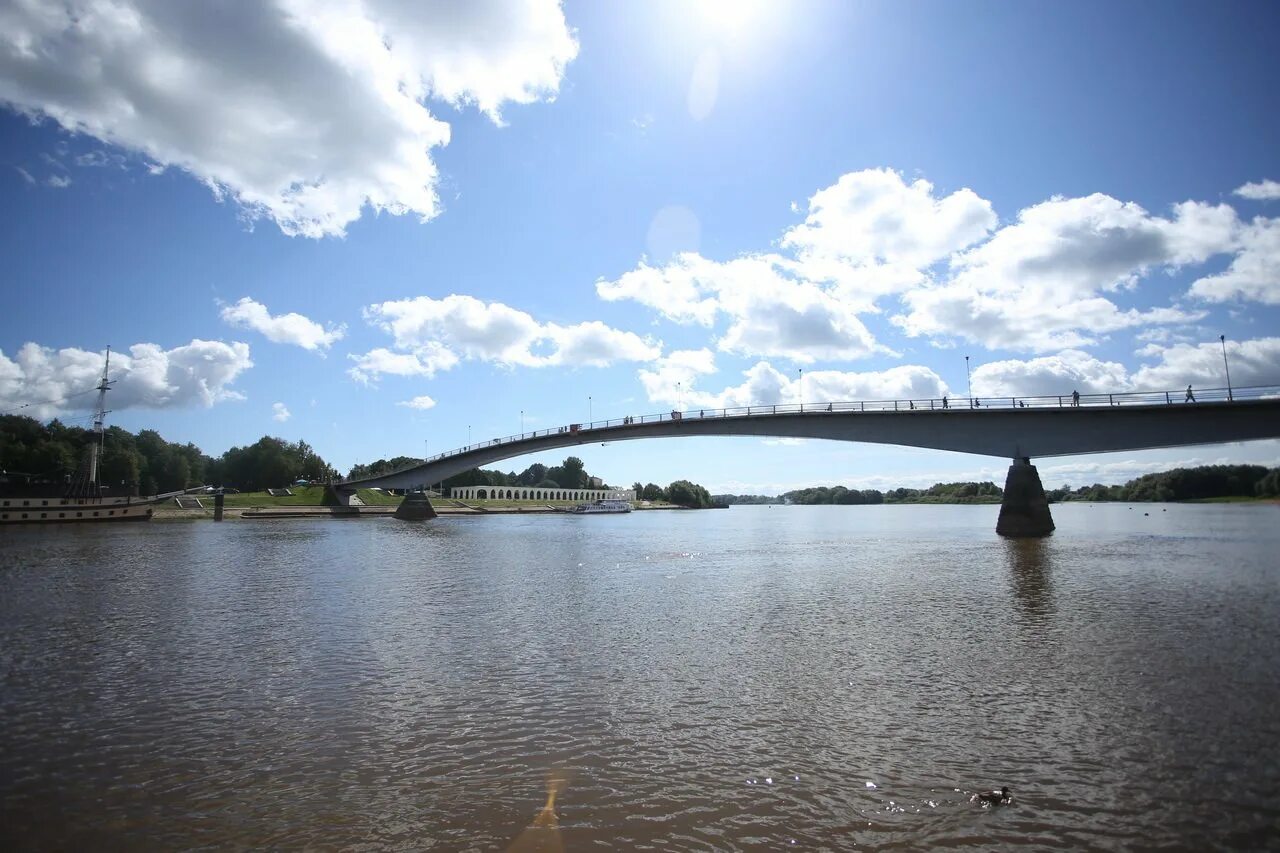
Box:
[88,346,113,489]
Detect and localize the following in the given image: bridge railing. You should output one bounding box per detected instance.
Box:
[340,384,1279,484]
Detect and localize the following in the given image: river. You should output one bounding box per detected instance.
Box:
[1,503,1277,850]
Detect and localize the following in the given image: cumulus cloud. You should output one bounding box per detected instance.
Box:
[46,174,70,188]
[347,344,459,385]
[599,170,1259,363]
[962,338,1280,399]
[356,294,660,382]
[0,340,252,418]
[1187,217,1280,304]
[970,350,1132,397]
[220,297,345,351]
[893,195,1232,350]
[1234,180,1280,201]
[1131,337,1280,390]
[396,394,437,411]
[271,401,291,422]
[639,353,948,410]
[782,168,996,269]
[598,252,888,362]
[0,0,577,237]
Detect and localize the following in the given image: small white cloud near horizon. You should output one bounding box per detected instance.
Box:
[220,297,346,351]
[46,174,71,189]
[396,395,437,411]
[1233,179,1280,201]
[272,402,291,422]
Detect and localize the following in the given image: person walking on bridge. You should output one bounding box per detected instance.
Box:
[1071,389,1080,407]
[1185,384,1196,403]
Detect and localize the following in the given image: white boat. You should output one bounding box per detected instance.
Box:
[568,498,633,514]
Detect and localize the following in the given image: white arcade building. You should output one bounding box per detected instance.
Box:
[449,485,635,502]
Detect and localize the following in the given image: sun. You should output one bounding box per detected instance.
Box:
[691,0,775,41]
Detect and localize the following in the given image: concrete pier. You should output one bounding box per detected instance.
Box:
[996,457,1055,537]
[393,491,438,521]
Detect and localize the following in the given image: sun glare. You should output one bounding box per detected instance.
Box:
[691,0,774,41]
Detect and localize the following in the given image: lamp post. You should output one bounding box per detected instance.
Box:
[589,395,593,423]
[965,355,972,407]
[520,409,524,434]
[467,424,471,446]
[424,439,428,461]
[676,382,682,411]
[1221,334,1233,401]
[799,367,804,410]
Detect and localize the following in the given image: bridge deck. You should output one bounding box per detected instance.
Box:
[340,385,1280,491]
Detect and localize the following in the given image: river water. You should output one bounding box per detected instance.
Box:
[1,504,1277,851]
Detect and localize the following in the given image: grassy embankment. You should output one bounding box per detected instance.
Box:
[213,486,400,507]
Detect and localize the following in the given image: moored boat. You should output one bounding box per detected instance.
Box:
[567,498,633,514]
[1,348,164,525]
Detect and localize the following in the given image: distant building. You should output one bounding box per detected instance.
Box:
[588,476,603,489]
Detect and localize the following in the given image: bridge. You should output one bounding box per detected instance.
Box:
[338,385,1280,535]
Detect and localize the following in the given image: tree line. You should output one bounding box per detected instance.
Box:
[0,415,337,494]
[714,465,1280,505]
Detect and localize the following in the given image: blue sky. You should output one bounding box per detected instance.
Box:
[2,0,1278,493]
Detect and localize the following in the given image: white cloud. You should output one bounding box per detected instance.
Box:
[14,165,34,184]
[46,173,70,188]
[0,0,577,237]
[1187,217,1280,304]
[970,350,1132,397]
[220,297,345,351]
[1131,337,1280,390]
[272,402,291,422]
[894,195,1233,351]
[1233,180,1280,201]
[359,294,660,379]
[782,168,996,269]
[639,355,948,410]
[0,340,252,418]
[396,394,437,411]
[964,338,1280,399]
[347,344,459,385]
[598,253,888,363]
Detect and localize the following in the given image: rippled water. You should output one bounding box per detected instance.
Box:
[2,504,1278,850]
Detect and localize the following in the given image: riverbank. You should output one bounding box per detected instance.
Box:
[154,495,693,520]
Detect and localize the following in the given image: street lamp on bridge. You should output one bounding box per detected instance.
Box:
[589,395,593,423]
[965,355,972,405]
[1221,335,1233,402]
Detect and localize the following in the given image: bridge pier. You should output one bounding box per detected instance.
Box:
[996,457,1055,538]
[393,491,437,521]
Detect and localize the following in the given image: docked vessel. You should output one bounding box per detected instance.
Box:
[568,498,633,514]
[1,348,163,525]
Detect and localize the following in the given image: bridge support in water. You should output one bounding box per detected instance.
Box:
[393,491,437,521]
[996,457,1055,538]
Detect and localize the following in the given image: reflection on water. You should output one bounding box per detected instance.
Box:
[1003,537,1053,622]
[1,504,1278,850]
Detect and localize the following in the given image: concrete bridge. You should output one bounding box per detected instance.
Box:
[338,385,1280,534]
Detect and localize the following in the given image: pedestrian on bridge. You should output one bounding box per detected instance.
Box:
[1071,389,1080,407]
[1185,384,1196,403]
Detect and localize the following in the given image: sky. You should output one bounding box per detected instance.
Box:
[1,0,1279,494]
